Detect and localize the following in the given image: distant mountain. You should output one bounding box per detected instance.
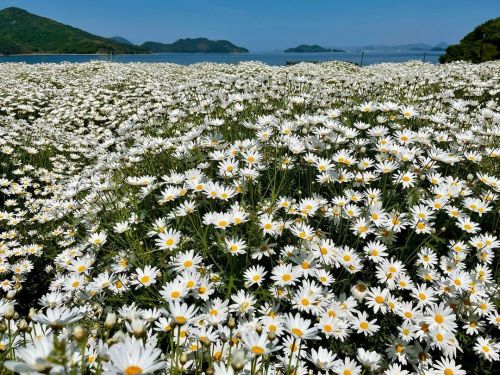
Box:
[440,17,500,63]
[363,43,430,51]
[0,7,147,55]
[110,36,133,45]
[284,44,345,53]
[434,42,448,49]
[141,38,249,53]
[362,43,448,52]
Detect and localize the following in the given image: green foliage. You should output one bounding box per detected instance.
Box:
[440,17,500,63]
[284,44,345,53]
[0,7,148,55]
[141,38,249,53]
[109,36,133,45]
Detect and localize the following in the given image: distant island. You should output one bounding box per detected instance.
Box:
[285,44,345,53]
[0,7,147,55]
[361,42,448,52]
[0,7,249,55]
[141,38,249,53]
[440,17,500,63]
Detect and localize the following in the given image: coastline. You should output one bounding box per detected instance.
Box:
[0,53,153,57]
[0,52,252,57]
[0,51,444,67]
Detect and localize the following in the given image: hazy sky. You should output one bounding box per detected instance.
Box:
[1,0,499,50]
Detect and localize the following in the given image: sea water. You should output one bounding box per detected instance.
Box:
[0,51,444,65]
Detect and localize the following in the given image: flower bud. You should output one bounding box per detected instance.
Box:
[17,319,29,332]
[231,350,245,371]
[28,308,37,321]
[200,336,211,348]
[231,360,245,372]
[3,303,15,320]
[131,319,146,339]
[73,325,87,342]
[179,352,188,365]
[104,312,117,330]
[6,290,16,300]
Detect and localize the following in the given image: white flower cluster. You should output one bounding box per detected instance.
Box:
[0,60,499,375]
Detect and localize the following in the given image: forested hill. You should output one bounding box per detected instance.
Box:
[0,7,147,55]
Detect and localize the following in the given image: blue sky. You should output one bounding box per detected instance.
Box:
[1,0,499,50]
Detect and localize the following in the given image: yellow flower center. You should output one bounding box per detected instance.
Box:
[435,314,444,324]
[171,291,180,298]
[291,328,303,337]
[175,316,187,325]
[251,346,265,355]
[125,366,143,375]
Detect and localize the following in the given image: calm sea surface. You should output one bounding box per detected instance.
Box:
[0,51,444,66]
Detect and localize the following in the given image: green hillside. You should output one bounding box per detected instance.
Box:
[440,17,500,63]
[141,38,249,53]
[284,44,345,53]
[0,7,147,55]
[110,36,134,45]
